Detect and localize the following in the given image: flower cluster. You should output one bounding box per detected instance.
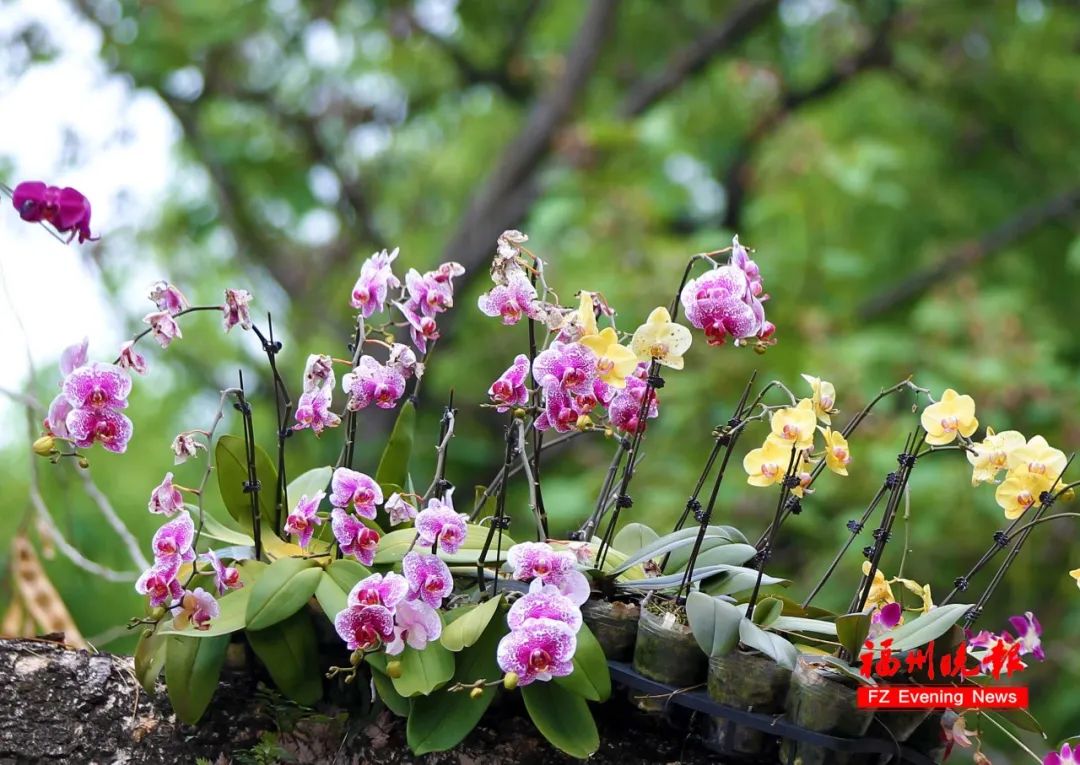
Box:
[742,375,850,491]
[44,340,134,454]
[679,236,774,348]
[11,180,95,243]
[328,468,382,564]
[496,542,589,686]
[334,565,448,655]
[294,353,342,434]
[415,494,469,553]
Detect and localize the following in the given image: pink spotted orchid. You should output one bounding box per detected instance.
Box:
[533,387,579,433]
[293,385,341,434]
[59,361,134,451]
[118,341,148,375]
[351,248,401,317]
[135,561,183,608]
[386,343,419,379]
[151,511,197,567]
[302,354,334,393]
[532,341,597,397]
[204,550,242,596]
[148,472,184,516]
[397,301,440,353]
[148,281,190,315]
[506,542,590,605]
[608,366,659,435]
[402,552,453,608]
[331,509,381,565]
[330,468,383,519]
[489,354,531,412]
[62,362,130,410]
[477,269,541,325]
[415,496,469,554]
[60,338,88,375]
[404,267,455,317]
[496,618,577,686]
[66,408,133,453]
[172,587,219,631]
[342,356,406,410]
[335,604,395,651]
[143,311,182,348]
[222,288,253,333]
[348,572,409,611]
[680,265,765,346]
[507,581,583,633]
[284,492,325,549]
[385,492,418,526]
[385,599,443,655]
[12,181,96,243]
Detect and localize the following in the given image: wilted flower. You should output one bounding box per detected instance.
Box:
[66,408,133,453]
[630,307,692,369]
[351,248,401,317]
[348,572,409,611]
[580,328,637,389]
[171,432,205,464]
[135,561,182,607]
[862,561,896,609]
[62,362,131,411]
[822,428,851,476]
[342,356,406,410]
[172,587,219,631]
[12,181,95,243]
[117,341,149,375]
[204,550,242,596]
[152,511,196,567]
[489,354,531,412]
[293,386,341,435]
[1044,743,1078,765]
[1007,612,1045,660]
[941,711,976,754]
[477,269,541,325]
[222,288,253,333]
[415,496,468,553]
[507,582,583,632]
[143,311,182,348]
[385,492,418,526]
[496,618,577,686]
[743,437,793,488]
[768,399,816,451]
[386,343,419,379]
[386,598,443,655]
[967,428,1025,486]
[302,354,334,393]
[532,342,597,396]
[496,229,528,263]
[402,552,453,608]
[801,374,837,424]
[331,508,381,565]
[334,604,395,651]
[920,389,978,445]
[284,492,325,549]
[148,281,190,315]
[330,468,383,518]
[679,266,762,346]
[148,472,184,516]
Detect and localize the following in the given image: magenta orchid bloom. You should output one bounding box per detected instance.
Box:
[330,468,383,518]
[496,618,577,686]
[66,407,133,453]
[334,604,395,651]
[348,572,409,611]
[868,601,902,639]
[331,508,381,565]
[679,265,763,346]
[385,492,418,526]
[405,268,454,317]
[351,248,401,317]
[302,354,334,393]
[204,550,242,596]
[143,311,182,348]
[431,261,465,284]
[173,587,219,631]
[222,288,253,333]
[386,343,419,379]
[533,387,578,433]
[386,599,443,656]
[402,552,453,608]
[477,270,541,325]
[571,378,614,416]
[532,341,597,396]
[148,281,190,315]
[507,582,583,633]
[506,542,590,605]
[1044,743,1078,765]
[293,386,341,435]
[152,511,197,566]
[342,356,406,411]
[415,497,468,554]
[171,432,205,464]
[489,354,530,412]
[730,235,765,298]
[62,362,131,411]
[117,341,149,375]
[397,301,440,353]
[148,472,184,516]
[284,492,325,549]
[135,561,182,607]
[12,181,96,243]
[59,338,88,376]
[1007,611,1045,660]
[608,368,659,435]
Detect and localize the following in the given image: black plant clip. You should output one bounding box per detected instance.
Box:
[646,375,665,389]
[233,400,252,414]
[953,576,970,591]
[847,519,864,533]
[897,452,917,469]
[993,530,1010,548]
[862,545,875,559]
[785,496,803,515]
[492,516,512,530]
[884,471,900,489]
[782,474,801,489]
[243,479,262,494]
[615,494,634,509]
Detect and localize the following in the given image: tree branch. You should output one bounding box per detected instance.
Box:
[618,0,777,118]
[859,186,1080,318]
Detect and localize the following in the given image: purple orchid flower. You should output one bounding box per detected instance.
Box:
[143,311,182,348]
[148,281,190,316]
[222,288,253,333]
[12,181,96,243]
[331,509,381,565]
[533,387,579,433]
[1008,611,1045,660]
[608,367,659,435]
[342,356,406,411]
[284,492,325,549]
[293,386,341,435]
[488,354,531,412]
[532,341,597,396]
[62,362,131,411]
[385,492,417,526]
[148,472,184,516]
[152,511,196,566]
[117,341,148,375]
[135,561,183,607]
[507,582,583,633]
[402,552,453,608]
[329,468,383,519]
[506,542,590,605]
[59,338,88,376]
[1044,743,1078,765]
[348,572,409,612]
[386,598,443,655]
[415,497,468,554]
[204,550,242,596]
[44,393,72,439]
[334,604,395,651]
[351,248,401,318]
[477,270,541,325]
[496,618,577,685]
[173,587,219,631]
[679,265,763,346]
[396,301,440,353]
[404,267,454,317]
[66,407,133,453]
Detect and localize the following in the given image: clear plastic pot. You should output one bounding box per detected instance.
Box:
[632,597,707,688]
[580,596,640,662]
[779,657,876,765]
[704,649,792,761]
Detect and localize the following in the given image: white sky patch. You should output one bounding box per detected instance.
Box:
[0,0,179,422]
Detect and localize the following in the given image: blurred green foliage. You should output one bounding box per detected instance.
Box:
[3,0,1080,744]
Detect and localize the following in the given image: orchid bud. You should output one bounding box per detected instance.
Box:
[387,660,402,678]
[503,672,519,690]
[350,650,364,667]
[150,607,166,620]
[32,436,56,456]
[575,414,593,430]
[142,628,153,639]
[469,687,484,700]
[77,457,90,469]
[512,407,527,419]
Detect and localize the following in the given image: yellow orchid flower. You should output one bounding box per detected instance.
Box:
[743,437,792,488]
[822,427,851,476]
[862,561,895,609]
[630,307,692,370]
[801,373,837,424]
[580,327,638,388]
[893,577,934,614]
[768,399,816,451]
[1070,568,1080,590]
[920,389,978,445]
[1007,435,1068,483]
[994,469,1047,519]
[577,291,599,339]
[966,427,1025,486]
